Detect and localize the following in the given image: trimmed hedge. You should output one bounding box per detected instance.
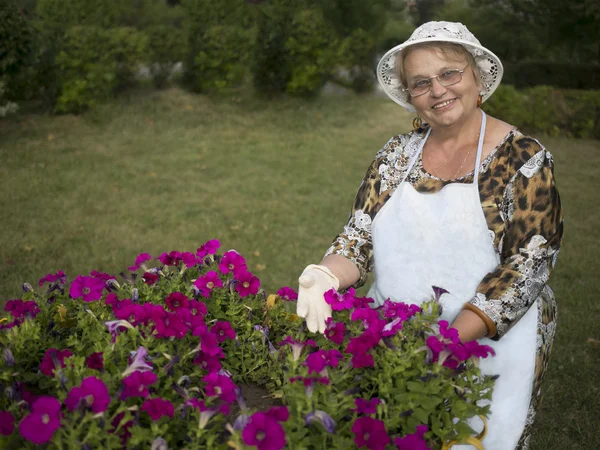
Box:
[503,61,600,90]
[483,85,600,139]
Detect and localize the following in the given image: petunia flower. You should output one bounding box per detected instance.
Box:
[142,397,175,421]
[324,318,346,345]
[128,252,152,271]
[394,424,430,450]
[181,251,200,268]
[19,396,61,445]
[110,412,133,446]
[153,311,189,339]
[351,352,375,369]
[382,317,404,337]
[432,286,449,303]
[193,351,223,373]
[105,320,134,342]
[351,398,381,415]
[142,272,159,285]
[69,275,105,302]
[0,411,14,436]
[40,348,73,377]
[438,320,460,344]
[210,321,236,342]
[345,332,380,357]
[242,411,287,450]
[122,346,153,377]
[64,376,110,413]
[352,416,390,450]
[218,250,247,276]
[193,329,223,357]
[86,352,104,371]
[121,371,157,400]
[305,410,335,433]
[4,299,39,319]
[157,251,183,266]
[90,270,117,283]
[202,372,237,404]
[38,270,66,287]
[382,300,421,320]
[114,302,148,326]
[194,271,223,298]
[186,398,227,429]
[165,292,190,311]
[235,271,260,297]
[196,239,221,258]
[324,288,355,311]
[279,336,316,361]
[276,286,298,301]
[305,349,343,374]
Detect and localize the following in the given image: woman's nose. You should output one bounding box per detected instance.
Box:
[430,77,447,97]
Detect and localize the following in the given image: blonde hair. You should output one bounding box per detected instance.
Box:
[396,42,482,102]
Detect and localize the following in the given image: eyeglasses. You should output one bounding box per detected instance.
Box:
[402,64,469,98]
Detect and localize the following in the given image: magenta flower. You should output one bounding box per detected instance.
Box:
[352,416,390,450]
[19,396,61,445]
[194,330,224,357]
[345,332,379,357]
[121,371,157,400]
[181,251,200,268]
[142,397,175,421]
[351,398,381,415]
[186,399,224,429]
[279,336,316,361]
[463,340,495,358]
[193,352,223,373]
[40,348,73,376]
[69,275,105,302]
[305,410,335,433]
[438,320,460,343]
[114,302,148,326]
[188,299,208,320]
[324,288,355,311]
[290,376,330,387]
[202,372,237,404]
[4,299,39,319]
[382,317,404,337]
[325,319,346,344]
[157,251,183,266]
[305,349,343,374]
[265,406,289,422]
[218,250,247,275]
[65,376,110,413]
[351,352,375,369]
[110,412,133,446]
[142,271,159,285]
[276,286,298,301]
[153,311,189,339]
[196,239,221,258]
[211,321,236,342]
[0,411,14,436]
[194,271,223,298]
[90,270,116,283]
[105,320,134,342]
[86,352,104,371]
[122,346,153,377]
[394,424,430,450]
[382,300,421,320]
[426,336,444,354]
[165,292,190,311]
[242,411,287,450]
[235,271,260,297]
[128,252,152,271]
[38,270,66,287]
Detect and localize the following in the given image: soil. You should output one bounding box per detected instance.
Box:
[229,383,283,418]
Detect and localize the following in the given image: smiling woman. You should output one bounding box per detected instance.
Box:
[296,21,563,450]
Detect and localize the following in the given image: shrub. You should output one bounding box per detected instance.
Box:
[55,26,148,114]
[0,81,18,117]
[285,9,336,96]
[145,25,186,89]
[0,242,496,449]
[335,28,378,94]
[503,61,600,90]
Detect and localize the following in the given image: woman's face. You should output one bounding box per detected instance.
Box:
[403,47,480,129]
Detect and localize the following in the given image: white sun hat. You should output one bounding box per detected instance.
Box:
[377,21,503,113]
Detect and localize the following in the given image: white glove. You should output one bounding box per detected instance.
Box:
[296,264,340,333]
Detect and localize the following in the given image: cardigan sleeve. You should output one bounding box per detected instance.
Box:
[464,139,563,340]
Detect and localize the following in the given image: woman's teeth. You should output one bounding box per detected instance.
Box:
[432,99,455,109]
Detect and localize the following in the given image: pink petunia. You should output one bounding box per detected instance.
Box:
[157,251,182,266]
[19,396,61,445]
[69,275,105,302]
[38,270,66,287]
[323,288,355,311]
[90,271,117,283]
[64,376,110,413]
[218,250,247,276]
[165,292,190,311]
[194,271,223,298]
[142,397,174,421]
[4,299,39,319]
[394,424,430,450]
[351,398,381,415]
[196,239,221,258]
[235,271,260,297]
[242,411,287,450]
[439,320,460,344]
[142,271,159,285]
[382,300,421,320]
[352,416,390,450]
[0,411,14,436]
[324,318,346,345]
[181,251,200,268]
[40,348,73,377]
[86,352,104,371]
[202,372,237,404]
[193,352,223,373]
[345,332,380,357]
[121,371,157,400]
[279,336,316,361]
[128,253,152,271]
[276,286,298,301]
[210,321,236,342]
[351,352,375,369]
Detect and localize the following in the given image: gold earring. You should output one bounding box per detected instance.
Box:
[412,116,422,129]
[477,94,483,108]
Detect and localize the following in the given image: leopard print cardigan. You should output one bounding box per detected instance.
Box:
[324,126,563,341]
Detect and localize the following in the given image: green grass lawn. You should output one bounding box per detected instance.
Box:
[1,88,598,449]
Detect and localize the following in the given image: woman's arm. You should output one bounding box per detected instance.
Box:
[457,138,563,341]
[320,254,360,291]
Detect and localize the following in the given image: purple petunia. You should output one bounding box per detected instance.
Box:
[69,275,105,302]
[65,376,110,413]
[0,411,14,436]
[276,286,298,301]
[218,250,247,276]
[325,318,346,345]
[324,288,356,311]
[394,424,430,450]
[351,398,381,415]
[279,336,316,361]
[211,321,236,342]
[19,396,61,445]
[165,292,189,311]
[181,251,200,268]
[40,348,73,377]
[4,299,39,319]
[194,271,223,298]
[305,410,335,433]
[235,271,260,297]
[128,253,152,271]
[142,271,159,285]
[196,239,221,258]
[242,407,289,450]
[142,397,175,421]
[352,416,390,450]
[157,251,183,266]
[38,270,66,287]
[202,372,237,404]
[121,371,157,400]
[86,352,104,371]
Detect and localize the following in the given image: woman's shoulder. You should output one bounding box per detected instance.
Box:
[501,130,555,178]
[375,128,426,161]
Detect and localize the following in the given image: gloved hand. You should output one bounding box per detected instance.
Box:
[296,264,340,333]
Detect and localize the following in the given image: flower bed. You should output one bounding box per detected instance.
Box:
[0,240,495,449]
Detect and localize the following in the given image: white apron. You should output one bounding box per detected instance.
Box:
[367,111,538,450]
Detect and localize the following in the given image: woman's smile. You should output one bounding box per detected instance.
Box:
[430,98,457,111]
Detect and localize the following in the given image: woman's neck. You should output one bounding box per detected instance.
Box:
[427,109,483,155]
